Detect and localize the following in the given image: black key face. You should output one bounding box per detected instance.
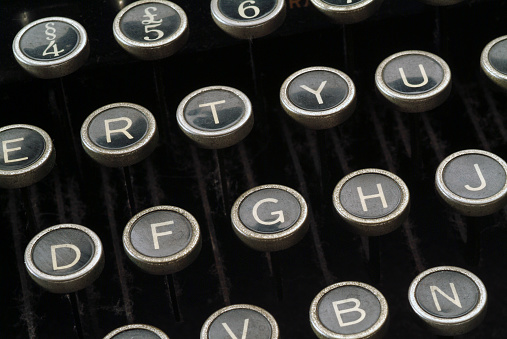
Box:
[339,173,401,219]
[488,39,507,75]
[208,308,272,338]
[0,128,45,171]
[415,271,479,318]
[184,90,245,131]
[443,154,506,200]
[322,0,367,5]
[238,188,301,234]
[19,21,79,61]
[129,210,192,258]
[218,0,277,21]
[382,54,445,94]
[111,328,161,339]
[317,285,381,335]
[87,106,149,149]
[31,228,95,276]
[120,3,181,43]
[287,70,349,111]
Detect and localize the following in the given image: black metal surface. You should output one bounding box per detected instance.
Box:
[2,0,507,338]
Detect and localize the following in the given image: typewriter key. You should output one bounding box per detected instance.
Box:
[113,0,189,60]
[201,304,279,339]
[123,205,201,275]
[176,86,254,149]
[310,0,385,24]
[310,281,389,339]
[24,224,104,293]
[211,0,286,39]
[481,35,507,91]
[408,266,487,336]
[0,124,55,189]
[104,324,170,339]
[332,168,410,236]
[280,66,356,130]
[12,16,89,79]
[81,102,159,167]
[231,184,309,252]
[435,149,507,216]
[375,50,451,113]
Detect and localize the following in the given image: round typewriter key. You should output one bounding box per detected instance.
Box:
[123,205,201,275]
[176,86,253,149]
[0,124,55,189]
[12,16,89,79]
[310,281,389,339]
[310,0,385,24]
[435,149,507,216]
[481,35,507,91]
[333,169,410,236]
[201,304,279,339]
[280,66,356,130]
[231,184,308,252]
[113,0,189,60]
[81,102,158,167]
[24,224,104,293]
[210,0,286,39]
[408,266,487,336]
[104,323,170,339]
[375,50,451,113]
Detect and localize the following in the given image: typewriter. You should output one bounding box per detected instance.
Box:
[1,0,507,338]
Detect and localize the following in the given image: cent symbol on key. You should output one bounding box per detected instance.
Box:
[113,0,189,60]
[280,66,356,129]
[176,86,253,149]
[310,0,385,24]
[375,50,451,113]
[333,168,410,236]
[310,281,389,339]
[231,184,309,251]
[435,149,507,216]
[201,304,280,339]
[123,205,202,275]
[13,17,89,78]
[211,0,286,39]
[0,124,55,189]
[409,266,487,336]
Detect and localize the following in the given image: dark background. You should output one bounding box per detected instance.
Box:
[1,0,507,338]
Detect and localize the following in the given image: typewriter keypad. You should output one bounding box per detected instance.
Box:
[12,17,89,78]
[24,224,104,293]
[481,35,507,90]
[104,324,170,339]
[280,66,356,129]
[113,0,189,60]
[0,124,55,189]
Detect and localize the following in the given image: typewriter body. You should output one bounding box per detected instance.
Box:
[1,0,507,338]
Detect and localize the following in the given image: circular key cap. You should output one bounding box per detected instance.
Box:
[310,281,389,339]
[123,205,201,275]
[24,224,104,293]
[201,304,279,339]
[0,124,55,189]
[481,35,507,91]
[176,86,254,149]
[81,102,159,167]
[417,0,465,5]
[210,0,286,39]
[280,66,356,130]
[435,149,507,216]
[332,168,410,236]
[375,50,451,113]
[231,184,309,251]
[104,324,170,339]
[310,0,384,24]
[408,266,487,336]
[113,0,189,60]
[12,16,89,78]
